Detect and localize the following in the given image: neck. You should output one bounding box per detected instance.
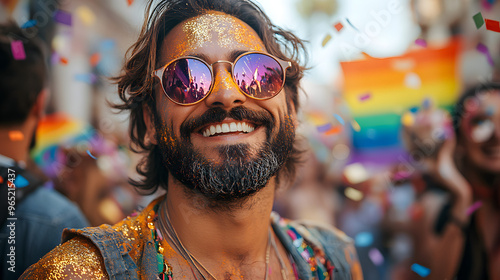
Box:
[164,176,276,268]
[0,121,34,163]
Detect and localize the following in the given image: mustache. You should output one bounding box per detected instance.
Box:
[180,106,275,140]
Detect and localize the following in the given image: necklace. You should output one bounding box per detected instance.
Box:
[156,200,284,280]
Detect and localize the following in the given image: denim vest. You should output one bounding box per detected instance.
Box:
[62,199,361,280]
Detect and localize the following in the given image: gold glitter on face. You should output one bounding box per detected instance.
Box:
[212,71,235,91]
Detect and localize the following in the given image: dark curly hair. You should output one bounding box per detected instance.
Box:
[113,0,307,194]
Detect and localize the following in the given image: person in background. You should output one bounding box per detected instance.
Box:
[0,21,88,279]
[404,83,500,279]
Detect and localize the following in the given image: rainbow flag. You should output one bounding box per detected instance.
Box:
[340,39,461,165]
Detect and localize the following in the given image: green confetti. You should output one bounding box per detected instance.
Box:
[473,12,484,29]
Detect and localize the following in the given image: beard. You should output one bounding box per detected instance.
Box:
[154,106,295,206]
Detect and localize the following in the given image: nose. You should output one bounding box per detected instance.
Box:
[204,62,247,108]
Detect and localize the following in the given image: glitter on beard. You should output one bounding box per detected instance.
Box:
[154,106,295,205]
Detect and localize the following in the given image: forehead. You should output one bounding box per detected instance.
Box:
[160,11,265,64]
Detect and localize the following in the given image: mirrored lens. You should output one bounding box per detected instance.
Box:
[233,53,284,99]
[162,58,212,104]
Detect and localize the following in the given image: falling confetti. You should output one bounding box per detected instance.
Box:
[21,19,37,29]
[473,12,485,29]
[358,92,371,102]
[60,57,69,65]
[75,73,98,84]
[351,120,361,132]
[322,34,332,47]
[14,175,29,188]
[333,114,345,126]
[465,201,483,216]
[90,53,101,67]
[325,125,342,135]
[87,150,97,160]
[355,232,374,247]
[345,187,364,201]
[0,176,3,184]
[346,18,359,31]
[415,38,427,47]
[369,248,384,266]
[485,19,500,32]
[54,10,73,26]
[11,40,26,60]
[401,112,415,127]
[476,43,495,66]
[8,130,24,141]
[76,6,96,26]
[317,123,332,133]
[334,22,344,32]
[127,0,134,6]
[411,263,431,277]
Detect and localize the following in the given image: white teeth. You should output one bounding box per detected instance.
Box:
[201,122,255,137]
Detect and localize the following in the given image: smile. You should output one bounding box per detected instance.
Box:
[201,121,255,137]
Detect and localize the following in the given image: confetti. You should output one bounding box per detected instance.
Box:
[90,53,101,67]
[473,12,485,29]
[54,10,72,26]
[355,232,373,247]
[404,72,422,89]
[87,150,97,160]
[346,18,359,31]
[465,201,483,216]
[411,263,431,277]
[14,175,29,188]
[21,19,37,29]
[60,56,69,65]
[333,114,345,126]
[322,34,332,47]
[345,187,364,201]
[334,22,344,32]
[415,38,427,47]
[8,130,24,141]
[127,0,134,6]
[358,92,371,102]
[0,176,3,184]
[351,120,361,132]
[485,19,500,32]
[477,43,495,66]
[317,123,332,133]
[325,125,342,135]
[10,40,26,60]
[369,248,384,266]
[75,73,98,84]
[76,6,96,26]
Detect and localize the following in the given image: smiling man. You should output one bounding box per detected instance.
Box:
[20,0,362,279]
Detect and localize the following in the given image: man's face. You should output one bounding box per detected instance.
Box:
[149,12,296,203]
[460,91,500,173]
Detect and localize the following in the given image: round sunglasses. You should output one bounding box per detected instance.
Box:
[153,51,291,105]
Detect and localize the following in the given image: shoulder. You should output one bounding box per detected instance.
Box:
[17,187,89,227]
[19,236,108,280]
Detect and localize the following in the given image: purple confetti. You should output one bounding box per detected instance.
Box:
[11,40,26,60]
[415,39,427,47]
[75,73,98,84]
[466,201,483,216]
[477,43,495,66]
[54,10,72,26]
[317,123,332,133]
[369,248,384,266]
[359,93,372,102]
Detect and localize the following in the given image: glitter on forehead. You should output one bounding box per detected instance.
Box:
[182,12,264,52]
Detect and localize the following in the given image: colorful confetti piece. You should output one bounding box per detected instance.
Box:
[8,130,24,141]
[21,19,37,29]
[76,6,96,26]
[358,93,371,102]
[401,112,415,127]
[322,34,332,47]
[351,120,361,132]
[334,22,344,32]
[411,263,431,277]
[87,150,97,160]
[346,18,359,31]
[465,201,483,216]
[477,43,495,66]
[473,12,485,29]
[127,0,134,6]
[54,10,72,26]
[11,40,26,60]
[75,73,98,84]
[369,248,384,266]
[60,57,69,65]
[344,187,364,201]
[355,232,373,247]
[325,125,342,135]
[333,114,345,126]
[0,176,3,184]
[14,175,29,188]
[90,53,101,67]
[485,19,500,32]
[415,38,427,47]
[317,123,332,133]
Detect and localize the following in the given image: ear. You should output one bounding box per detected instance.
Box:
[32,88,48,120]
[143,104,158,145]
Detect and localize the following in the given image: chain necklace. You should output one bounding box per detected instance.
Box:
[156,200,288,280]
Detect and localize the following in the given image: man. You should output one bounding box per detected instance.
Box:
[21,0,362,279]
[0,22,88,279]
